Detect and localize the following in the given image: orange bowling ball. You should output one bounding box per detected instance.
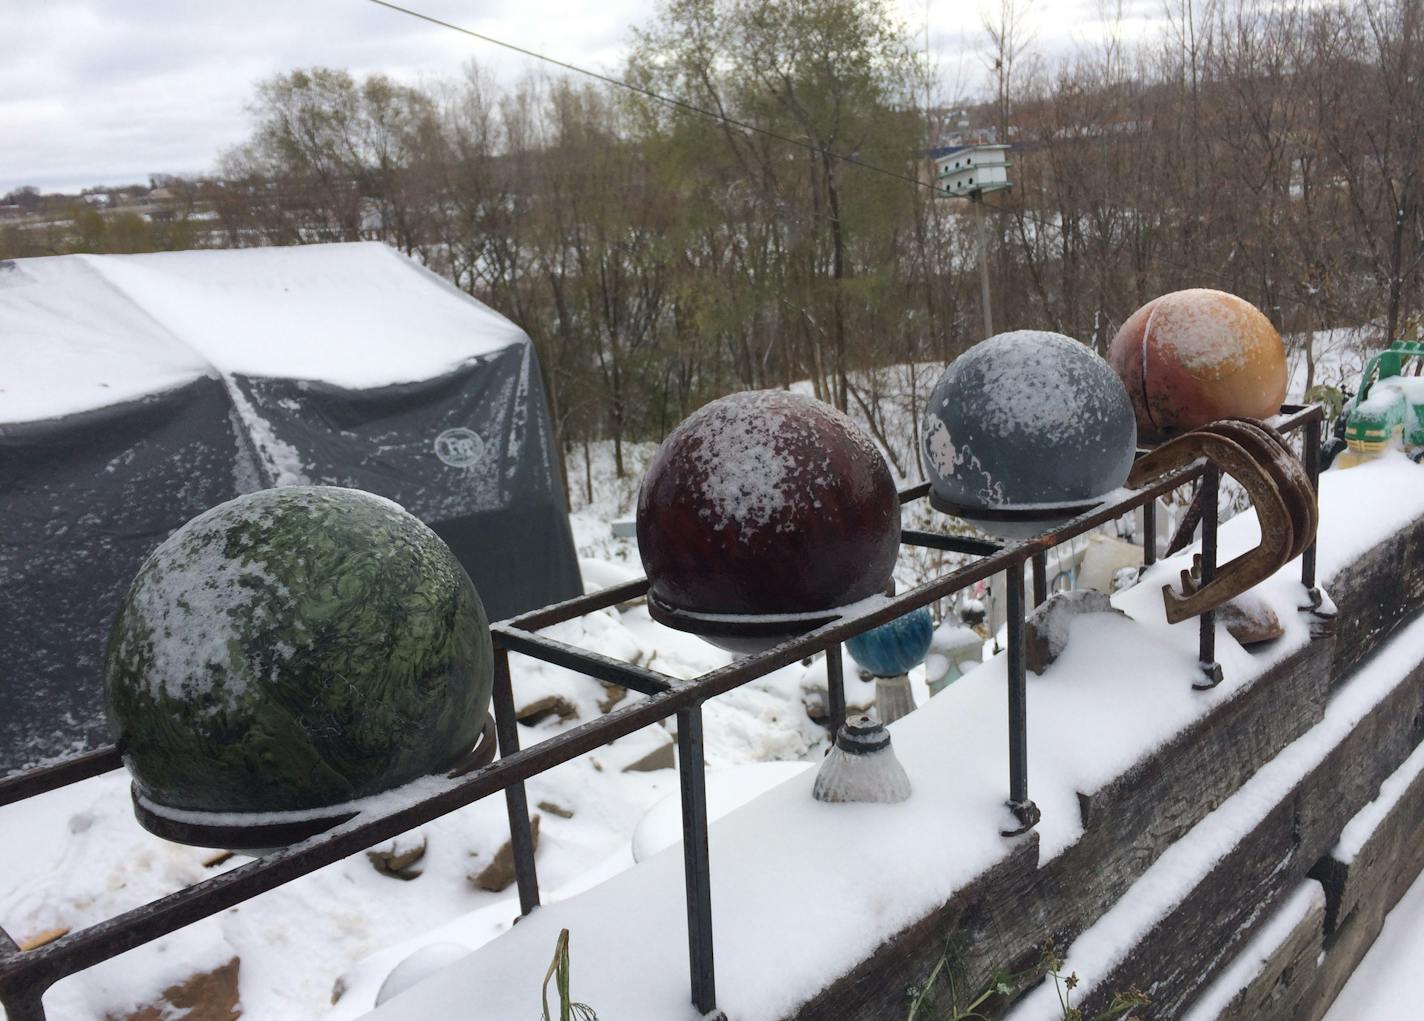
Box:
[1109,289,1287,442]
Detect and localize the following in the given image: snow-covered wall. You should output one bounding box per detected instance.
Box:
[352,454,1424,1021]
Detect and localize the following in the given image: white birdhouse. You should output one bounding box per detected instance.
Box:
[935,144,1011,197]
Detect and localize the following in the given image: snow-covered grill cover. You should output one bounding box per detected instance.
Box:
[0,242,580,773]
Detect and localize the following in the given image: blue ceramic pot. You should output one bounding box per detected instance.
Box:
[846,606,934,678]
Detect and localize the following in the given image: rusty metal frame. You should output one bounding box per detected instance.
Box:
[0,404,1324,1020]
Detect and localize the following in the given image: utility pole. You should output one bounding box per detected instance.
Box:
[973,191,993,338]
[934,143,1011,342]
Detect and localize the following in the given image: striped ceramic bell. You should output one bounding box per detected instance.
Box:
[812,715,912,804]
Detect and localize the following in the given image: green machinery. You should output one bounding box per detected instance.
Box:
[1337,340,1424,467]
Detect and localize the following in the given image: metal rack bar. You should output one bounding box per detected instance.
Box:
[1004,561,1037,834]
[0,406,1324,1020]
[495,627,672,696]
[0,746,123,809]
[897,481,932,503]
[507,578,650,632]
[0,687,697,998]
[901,529,1003,557]
[1302,416,1321,592]
[1143,498,1157,568]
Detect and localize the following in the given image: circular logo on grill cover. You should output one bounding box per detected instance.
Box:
[434,428,486,468]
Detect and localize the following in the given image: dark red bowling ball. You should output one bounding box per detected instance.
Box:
[637,390,900,620]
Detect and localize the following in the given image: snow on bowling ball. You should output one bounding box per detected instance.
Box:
[1108,288,1287,442]
[846,606,934,678]
[637,390,900,627]
[921,330,1137,540]
[105,486,493,817]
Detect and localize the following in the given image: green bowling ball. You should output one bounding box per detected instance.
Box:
[105,486,492,816]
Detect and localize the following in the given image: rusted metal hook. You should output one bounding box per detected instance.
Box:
[1129,417,1318,625]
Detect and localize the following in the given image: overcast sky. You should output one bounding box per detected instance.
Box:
[0,0,1165,195]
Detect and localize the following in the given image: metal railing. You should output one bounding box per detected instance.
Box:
[0,405,1324,1021]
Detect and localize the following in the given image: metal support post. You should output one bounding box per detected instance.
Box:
[676,707,717,1015]
[1196,467,1224,688]
[1301,416,1321,597]
[0,988,48,1021]
[491,647,541,916]
[1142,498,1157,568]
[0,924,49,1021]
[1031,551,1048,607]
[825,643,847,737]
[1003,563,1039,834]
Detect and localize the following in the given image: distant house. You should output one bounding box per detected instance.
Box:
[933,144,1012,198]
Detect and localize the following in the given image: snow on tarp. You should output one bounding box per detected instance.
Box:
[0,256,213,423]
[357,454,1424,1021]
[1,243,524,426]
[83,243,523,391]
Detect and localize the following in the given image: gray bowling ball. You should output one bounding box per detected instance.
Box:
[921,330,1137,539]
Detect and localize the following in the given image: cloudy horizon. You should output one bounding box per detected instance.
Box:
[2,0,1164,195]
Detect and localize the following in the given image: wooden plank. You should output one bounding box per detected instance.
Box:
[1204,881,1326,1021]
[790,835,1041,1021]
[1074,654,1424,1019]
[1327,513,1424,684]
[1295,662,1424,891]
[1292,727,1424,1019]
[1087,793,1303,1018]
[1295,903,1388,1021]
[1316,750,1424,931]
[1028,637,1330,960]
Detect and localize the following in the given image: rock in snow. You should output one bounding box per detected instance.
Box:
[469,815,540,893]
[1219,594,1285,646]
[1025,590,1132,675]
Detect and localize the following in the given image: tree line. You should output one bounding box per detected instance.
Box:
[5,0,1421,496]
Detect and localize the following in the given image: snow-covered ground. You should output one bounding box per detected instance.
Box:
[1284,324,1378,401]
[0,326,1392,1020]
